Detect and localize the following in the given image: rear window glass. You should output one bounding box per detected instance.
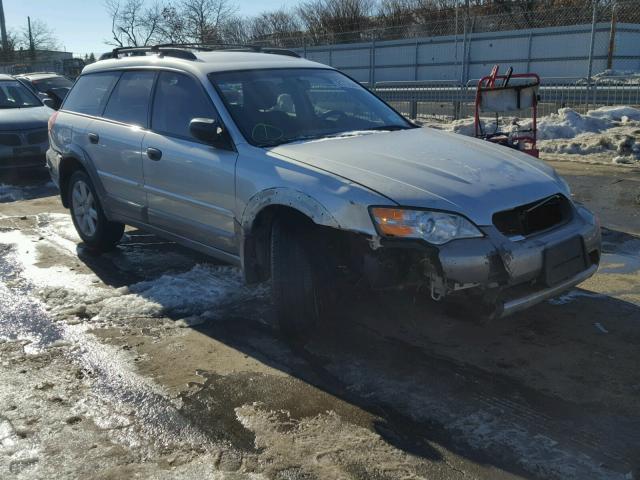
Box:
[63,72,120,116]
[32,76,73,92]
[103,71,156,127]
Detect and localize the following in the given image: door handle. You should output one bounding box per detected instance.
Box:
[146,147,162,161]
[88,132,99,144]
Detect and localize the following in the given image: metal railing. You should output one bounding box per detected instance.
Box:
[370,77,640,121]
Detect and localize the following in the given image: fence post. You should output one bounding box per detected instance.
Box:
[586,0,598,109]
[607,1,617,70]
[303,36,307,59]
[371,38,376,86]
[460,16,468,84]
[414,39,419,81]
[526,31,533,72]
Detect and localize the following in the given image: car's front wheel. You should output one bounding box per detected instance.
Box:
[270,215,326,338]
[68,170,124,252]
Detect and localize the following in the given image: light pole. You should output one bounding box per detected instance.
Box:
[0,0,9,55]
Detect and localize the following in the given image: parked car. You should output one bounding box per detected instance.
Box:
[0,74,54,171]
[47,46,601,336]
[15,72,73,109]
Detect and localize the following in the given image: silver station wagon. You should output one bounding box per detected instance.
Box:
[47,45,601,335]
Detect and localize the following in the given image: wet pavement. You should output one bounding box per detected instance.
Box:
[0,165,639,479]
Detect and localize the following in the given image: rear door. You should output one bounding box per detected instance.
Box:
[85,70,156,221]
[142,71,238,254]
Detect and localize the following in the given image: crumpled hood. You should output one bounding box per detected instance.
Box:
[272,127,567,225]
[0,106,52,131]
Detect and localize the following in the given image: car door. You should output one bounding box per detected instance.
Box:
[85,70,156,222]
[142,71,238,254]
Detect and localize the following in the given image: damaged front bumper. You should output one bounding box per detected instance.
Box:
[366,204,601,318]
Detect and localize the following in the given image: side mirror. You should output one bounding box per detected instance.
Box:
[189,118,221,144]
[42,97,56,109]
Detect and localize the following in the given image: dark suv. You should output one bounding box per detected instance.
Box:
[16,72,73,109]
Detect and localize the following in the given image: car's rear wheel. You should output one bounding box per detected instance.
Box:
[270,215,325,339]
[68,170,124,252]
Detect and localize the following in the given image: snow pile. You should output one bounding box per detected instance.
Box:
[437,105,640,164]
[93,264,254,319]
[536,108,611,139]
[0,182,56,203]
[0,184,26,202]
[536,107,640,163]
[590,69,640,85]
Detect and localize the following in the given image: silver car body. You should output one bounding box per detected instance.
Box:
[47,52,600,316]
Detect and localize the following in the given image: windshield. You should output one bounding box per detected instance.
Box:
[0,80,42,108]
[32,76,73,93]
[209,68,412,147]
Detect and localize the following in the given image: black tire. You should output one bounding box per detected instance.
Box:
[271,216,322,338]
[68,170,124,252]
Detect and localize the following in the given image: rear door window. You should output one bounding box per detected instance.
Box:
[62,72,121,116]
[103,71,156,127]
[151,71,217,139]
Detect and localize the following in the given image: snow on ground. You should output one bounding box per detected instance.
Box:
[430,105,640,165]
[0,214,263,324]
[0,181,56,202]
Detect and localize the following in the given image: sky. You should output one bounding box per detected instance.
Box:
[3,0,297,56]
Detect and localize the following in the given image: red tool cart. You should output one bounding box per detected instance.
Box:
[474,65,541,158]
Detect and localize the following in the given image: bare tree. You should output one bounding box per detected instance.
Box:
[376,0,419,28]
[297,0,376,44]
[180,0,237,43]
[250,9,302,46]
[156,4,189,43]
[18,18,59,51]
[220,16,252,44]
[105,0,164,47]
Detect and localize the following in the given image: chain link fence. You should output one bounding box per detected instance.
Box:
[263,0,640,121]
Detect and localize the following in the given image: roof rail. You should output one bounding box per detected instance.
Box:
[14,71,59,76]
[99,43,300,61]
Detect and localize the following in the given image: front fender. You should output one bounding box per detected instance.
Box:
[240,187,341,232]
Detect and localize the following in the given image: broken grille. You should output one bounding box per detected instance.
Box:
[493,194,571,237]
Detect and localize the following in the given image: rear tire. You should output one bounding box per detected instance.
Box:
[270,216,322,339]
[68,170,124,252]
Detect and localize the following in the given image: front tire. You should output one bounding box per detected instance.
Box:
[270,216,322,338]
[68,170,124,252]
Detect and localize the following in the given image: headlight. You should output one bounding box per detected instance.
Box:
[370,207,483,245]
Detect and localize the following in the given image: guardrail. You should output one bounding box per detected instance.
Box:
[369,77,640,120]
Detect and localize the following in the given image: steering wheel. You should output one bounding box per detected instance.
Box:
[320,110,348,122]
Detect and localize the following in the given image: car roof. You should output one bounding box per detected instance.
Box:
[0,73,17,81]
[15,72,62,80]
[83,51,331,77]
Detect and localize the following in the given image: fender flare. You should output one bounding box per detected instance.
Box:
[240,187,341,232]
[239,188,341,283]
[58,146,107,208]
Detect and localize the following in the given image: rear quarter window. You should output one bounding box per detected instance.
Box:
[62,72,121,116]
